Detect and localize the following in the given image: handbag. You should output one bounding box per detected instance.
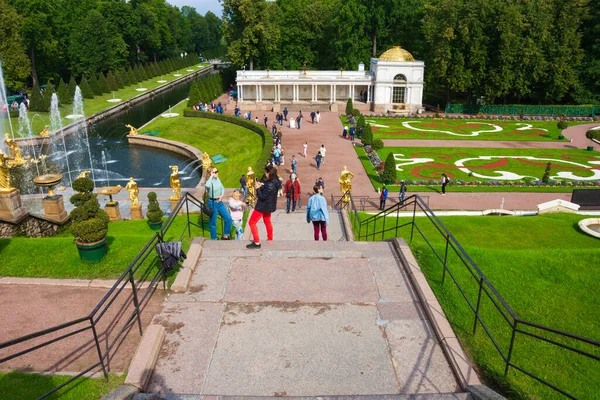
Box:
[202,183,214,217]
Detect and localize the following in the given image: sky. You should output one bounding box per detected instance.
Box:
[166,0,222,16]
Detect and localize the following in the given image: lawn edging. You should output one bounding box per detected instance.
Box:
[183,109,272,173]
[391,237,483,391]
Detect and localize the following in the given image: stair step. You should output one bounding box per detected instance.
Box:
[134,393,471,400]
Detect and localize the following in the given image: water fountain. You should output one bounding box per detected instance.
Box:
[101,150,111,186]
[0,60,15,142]
[49,93,73,186]
[161,104,179,118]
[157,75,167,84]
[107,92,121,103]
[15,103,41,177]
[70,86,95,181]
[136,83,148,92]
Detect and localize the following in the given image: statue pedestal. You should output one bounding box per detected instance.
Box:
[170,199,181,215]
[130,204,143,220]
[42,195,68,223]
[0,189,27,221]
[104,202,123,222]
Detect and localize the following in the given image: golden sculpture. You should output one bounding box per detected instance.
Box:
[77,170,91,179]
[4,133,25,165]
[201,151,212,168]
[126,177,139,206]
[246,166,256,203]
[0,150,15,192]
[339,166,355,203]
[169,165,181,200]
[39,126,52,137]
[125,124,139,136]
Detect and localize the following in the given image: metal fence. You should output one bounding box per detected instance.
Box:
[347,193,600,399]
[0,192,208,399]
[445,103,598,117]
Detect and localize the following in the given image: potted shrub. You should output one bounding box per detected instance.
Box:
[585,129,599,151]
[69,176,110,262]
[146,192,164,230]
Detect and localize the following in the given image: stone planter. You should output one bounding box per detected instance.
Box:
[587,146,595,151]
[76,237,108,262]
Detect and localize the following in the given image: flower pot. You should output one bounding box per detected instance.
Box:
[76,238,107,262]
[587,146,595,151]
[148,220,163,230]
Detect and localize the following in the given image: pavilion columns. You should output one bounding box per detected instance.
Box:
[238,85,243,101]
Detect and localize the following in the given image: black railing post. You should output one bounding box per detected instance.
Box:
[410,197,417,242]
[129,270,143,336]
[505,319,518,377]
[473,276,484,334]
[185,196,191,238]
[90,318,108,380]
[442,233,450,284]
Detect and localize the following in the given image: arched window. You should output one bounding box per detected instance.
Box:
[393,74,407,83]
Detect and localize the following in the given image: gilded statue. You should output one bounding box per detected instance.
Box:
[77,170,91,179]
[126,177,139,206]
[39,126,52,137]
[4,133,24,165]
[246,166,256,203]
[169,165,181,200]
[339,166,355,203]
[0,150,15,192]
[201,152,212,180]
[125,124,139,136]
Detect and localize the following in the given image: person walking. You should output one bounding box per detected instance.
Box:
[228,190,245,240]
[264,114,268,128]
[206,166,233,240]
[306,185,329,241]
[315,151,323,170]
[379,185,389,210]
[316,111,320,124]
[319,144,326,164]
[247,166,282,249]
[291,155,298,175]
[310,111,316,124]
[283,107,288,121]
[441,173,449,195]
[296,114,302,130]
[399,181,407,205]
[303,141,308,158]
[315,177,325,190]
[284,173,301,213]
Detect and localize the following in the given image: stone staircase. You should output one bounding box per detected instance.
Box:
[138,232,469,398]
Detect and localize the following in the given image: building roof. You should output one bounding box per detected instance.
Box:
[378,46,415,62]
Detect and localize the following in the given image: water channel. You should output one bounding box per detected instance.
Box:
[57,79,201,188]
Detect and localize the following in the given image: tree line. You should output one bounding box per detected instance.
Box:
[0,0,224,90]
[221,0,599,105]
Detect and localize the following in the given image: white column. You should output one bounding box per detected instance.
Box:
[333,85,337,102]
[351,85,354,101]
[330,84,333,103]
[315,85,318,102]
[277,85,280,102]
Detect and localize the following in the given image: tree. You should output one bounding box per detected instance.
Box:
[66,76,77,103]
[361,123,373,146]
[113,69,124,89]
[127,66,137,84]
[29,82,47,112]
[586,129,599,148]
[69,176,109,244]
[557,120,568,139]
[381,152,397,184]
[139,64,148,81]
[133,64,143,83]
[97,72,110,94]
[330,0,371,70]
[222,0,281,69]
[106,70,118,91]
[0,0,31,90]
[43,79,56,110]
[345,98,354,115]
[88,73,102,96]
[119,67,129,87]
[57,77,69,105]
[79,75,94,99]
[542,162,552,183]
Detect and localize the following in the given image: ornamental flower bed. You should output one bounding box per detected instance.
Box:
[364,113,599,122]
[393,179,600,188]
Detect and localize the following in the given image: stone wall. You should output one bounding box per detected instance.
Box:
[0,214,68,238]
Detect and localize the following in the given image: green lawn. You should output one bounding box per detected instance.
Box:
[0,371,125,400]
[0,214,212,280]
[142,102,264,188]
[10,63,210,135]
[356,212,600,399]
[355,145,600,192]
[340,116,591,141]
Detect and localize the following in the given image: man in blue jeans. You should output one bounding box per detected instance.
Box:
[206,167,233,240]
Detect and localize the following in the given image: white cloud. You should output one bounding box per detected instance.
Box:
[166,0,222,16]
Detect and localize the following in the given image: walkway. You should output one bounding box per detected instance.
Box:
[146,221,462,396]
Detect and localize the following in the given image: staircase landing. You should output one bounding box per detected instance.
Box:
[145,239,462,397]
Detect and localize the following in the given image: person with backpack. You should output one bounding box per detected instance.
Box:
[315,151,323,170]
[379,185,389,210]
[247,166,282,249]
[284,173,301,213]
[306,184,329,241]
[441,173,449,195]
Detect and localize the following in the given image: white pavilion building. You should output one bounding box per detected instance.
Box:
[235,46,424,114]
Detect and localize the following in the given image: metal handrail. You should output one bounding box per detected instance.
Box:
[0,191,209,399]
[348,192,600,399]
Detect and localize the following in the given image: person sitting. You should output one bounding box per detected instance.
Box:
[10,101,19,111]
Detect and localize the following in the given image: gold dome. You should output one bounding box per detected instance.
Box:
[378,46,415,62]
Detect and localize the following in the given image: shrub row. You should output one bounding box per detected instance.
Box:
[183,110,272,173]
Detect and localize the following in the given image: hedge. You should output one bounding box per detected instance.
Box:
[183,109,272,173]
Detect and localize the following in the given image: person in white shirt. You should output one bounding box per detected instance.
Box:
[319,144,326,164]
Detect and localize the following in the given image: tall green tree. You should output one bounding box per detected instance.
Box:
[106,70,118,91]
[97,72,110,94]
[79,75,94,99]
[29,82,47,112]
[113,69,124,89]
[0,0,31,89]
[88,72,102,96]
[43,79,56,111]
[56,77,69,104]
[222,0,281,69]
[66,75,77,103]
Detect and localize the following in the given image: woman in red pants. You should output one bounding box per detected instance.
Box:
[247,166,282,249]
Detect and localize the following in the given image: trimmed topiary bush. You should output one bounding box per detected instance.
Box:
[146,192,164,223]
[29,82,47,112]
[69,177,110,243]
[542,162,552,183]
[361,124,373,146]
[98,72,110,94]
[67,76,77,102]
[381,152,397,184]
[371,138,384,151]
[585,129,599,147]
[557,120,568,139]
[106,70,119,91]
[57,78,69,105]
[79,75,95,99]
[345,98,353,115]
